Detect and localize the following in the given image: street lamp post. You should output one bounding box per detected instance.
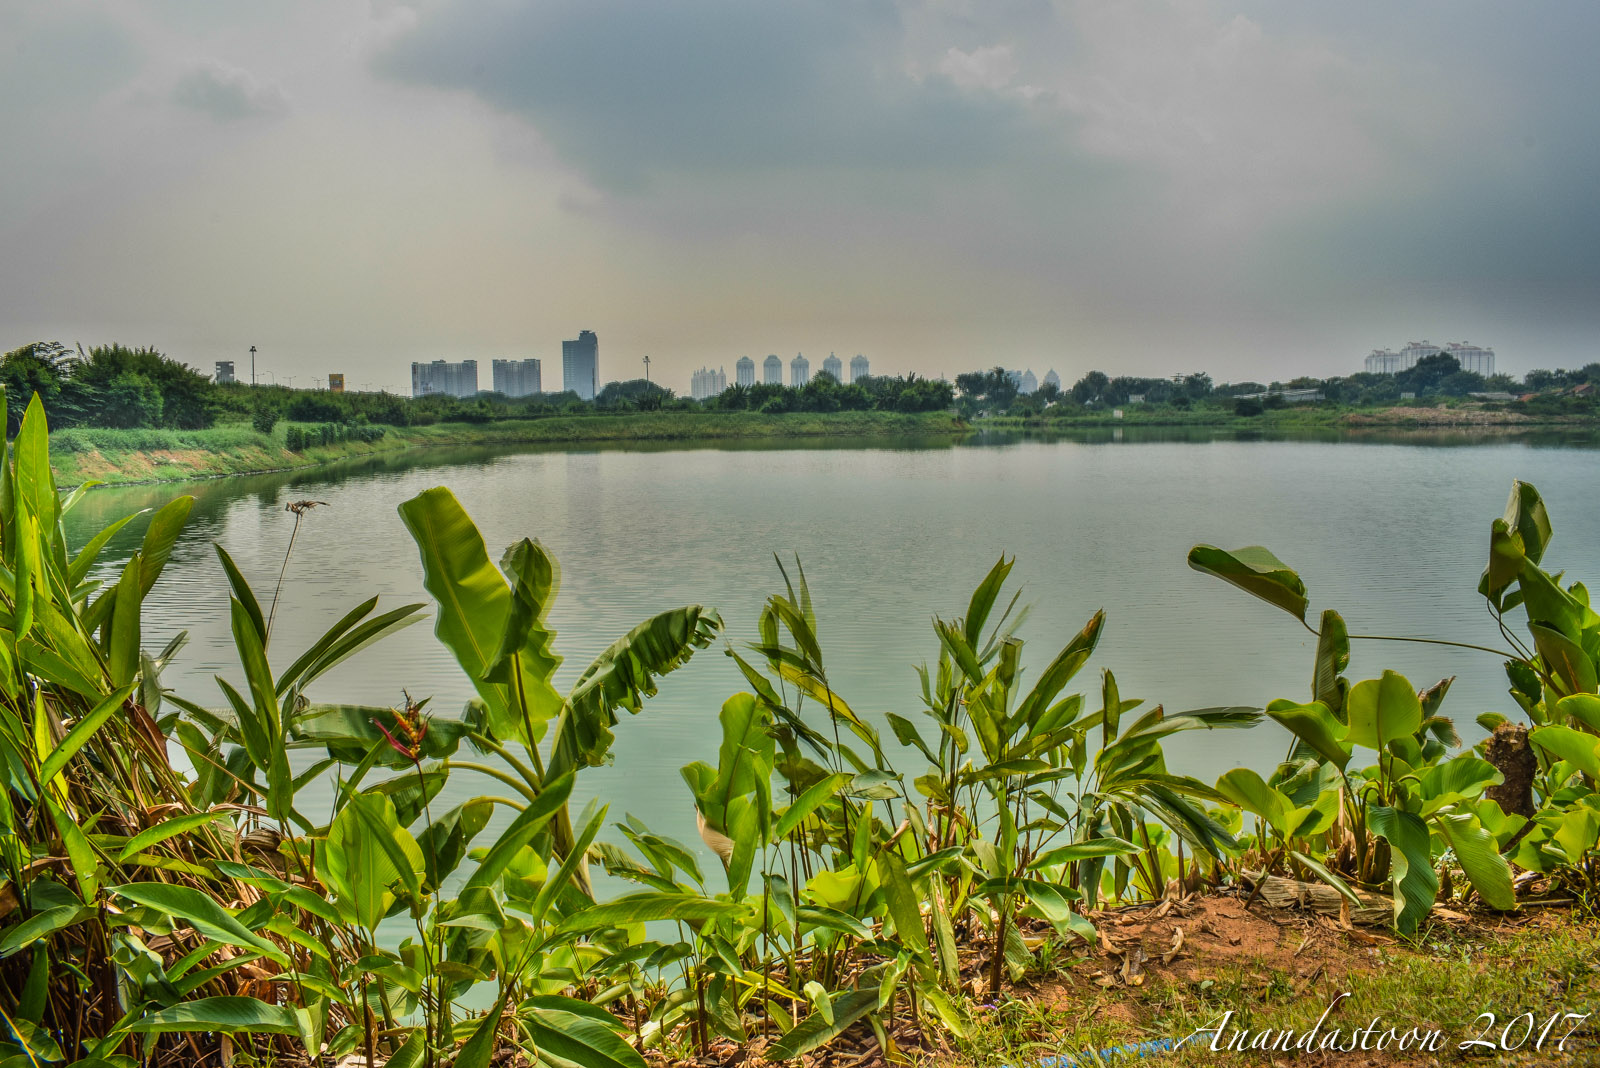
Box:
[250,345,257,386]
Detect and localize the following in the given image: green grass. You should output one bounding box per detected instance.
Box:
[49,410,966,486]
[942,918,1600,1067]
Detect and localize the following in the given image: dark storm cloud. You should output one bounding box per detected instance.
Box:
[172,61,289,121]
[375,0,1054,189]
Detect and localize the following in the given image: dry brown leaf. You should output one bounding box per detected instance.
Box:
[1162,925,1185,965]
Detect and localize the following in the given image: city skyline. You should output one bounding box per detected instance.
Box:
[2,4,1595,388]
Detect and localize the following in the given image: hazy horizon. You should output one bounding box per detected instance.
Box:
[4,1,1597,394]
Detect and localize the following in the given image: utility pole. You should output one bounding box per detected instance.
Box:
[250,345,257,386]
[642,354,651,384]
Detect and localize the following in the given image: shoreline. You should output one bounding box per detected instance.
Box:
[48,409,968,488]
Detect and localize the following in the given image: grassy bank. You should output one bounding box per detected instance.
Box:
[979,402,1587,430]
[48,409,966,486]
[947,903,1600,1068]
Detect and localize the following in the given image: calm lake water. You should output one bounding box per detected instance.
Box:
[63,428,1600,875]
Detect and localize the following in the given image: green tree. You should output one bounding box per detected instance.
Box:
[98,370,164,428]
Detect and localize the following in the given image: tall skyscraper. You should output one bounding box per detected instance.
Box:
[822,352,843,382]
[493,358,543,397]
[763,354,783,385]
[411,359,479,398]
[562,330,599,400]
[1020,369,1038,394]
[1043,369,1061,391]
[849,354,870,383]
[735,356,756,387]
[790,353,810,388]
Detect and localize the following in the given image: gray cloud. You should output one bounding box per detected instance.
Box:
[375,0,1062,190]
[172,60,288,121]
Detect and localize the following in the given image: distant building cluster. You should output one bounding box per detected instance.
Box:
[493,358,542,397]
[412,359,478,399]
[690,366,727,400]
[1005,369,1040,394]
[1365,341,1495,376]
[706,350,870,394]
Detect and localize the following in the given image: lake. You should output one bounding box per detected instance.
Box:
[63,428,1600,880]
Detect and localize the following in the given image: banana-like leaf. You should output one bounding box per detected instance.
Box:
[117,812,228,861]
[1344,671,1422,752]
[398,487,561,745]
[324,793,425,931]
[552,605,722,773]
[875,851,929,959]
[1480,481,1550,606]
[1311,609,1350,716]
[1187,544,1308,621]
[1368,806,1437,934]
[1289,850,1362,907]
[1214,768,1293,838]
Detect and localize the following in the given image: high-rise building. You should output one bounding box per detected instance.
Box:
[492,358,542,397]
[849,354,869,383]
[1364,340,1495,377]
[1444,342,1496,376]
[411,359,479,398]
[1043,369,1061,391]
[791,353,810,388]
[822,352,843,382]
[763,354,783,385]
[690,366,727,400]
[735,356,756,387]
[562,330,599,400]
[328,373,345,393]
[1019,369,1038,394]
[215,360,235,384]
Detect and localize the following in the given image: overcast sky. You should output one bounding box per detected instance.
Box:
[3,1,1597,392]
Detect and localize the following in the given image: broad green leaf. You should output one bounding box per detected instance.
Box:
[111,884,286,964]
[557,892,746,934]
[117,812,228,861]
[399,487,562,746]
[126,997,298,1035]
[774,773,846,838]
[136,496,194,597]
[0,906,90,957]
[1266,699,1351,769]
[523,1003,646,1068]
[1187,544,1308,621]
[875,850,928,958]
[1027,837,1138,870]
[106,556,142,688]
[1480,481,1550,604]
[1530,725,1600,780]
[324,793,425,930]
[553,605,722,774]
[1433,812,1515,911]
[462,772,573,893]
[68,510,144,588]
[768,987,880,1061]
[1368,806,1437,934]
[1417,757,1502,818]
[1556,694,1600,733]
[1311,609,1350,714]
[1214,768,1293,837]
[1344,671,1422,752]
[38,683,136,795]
